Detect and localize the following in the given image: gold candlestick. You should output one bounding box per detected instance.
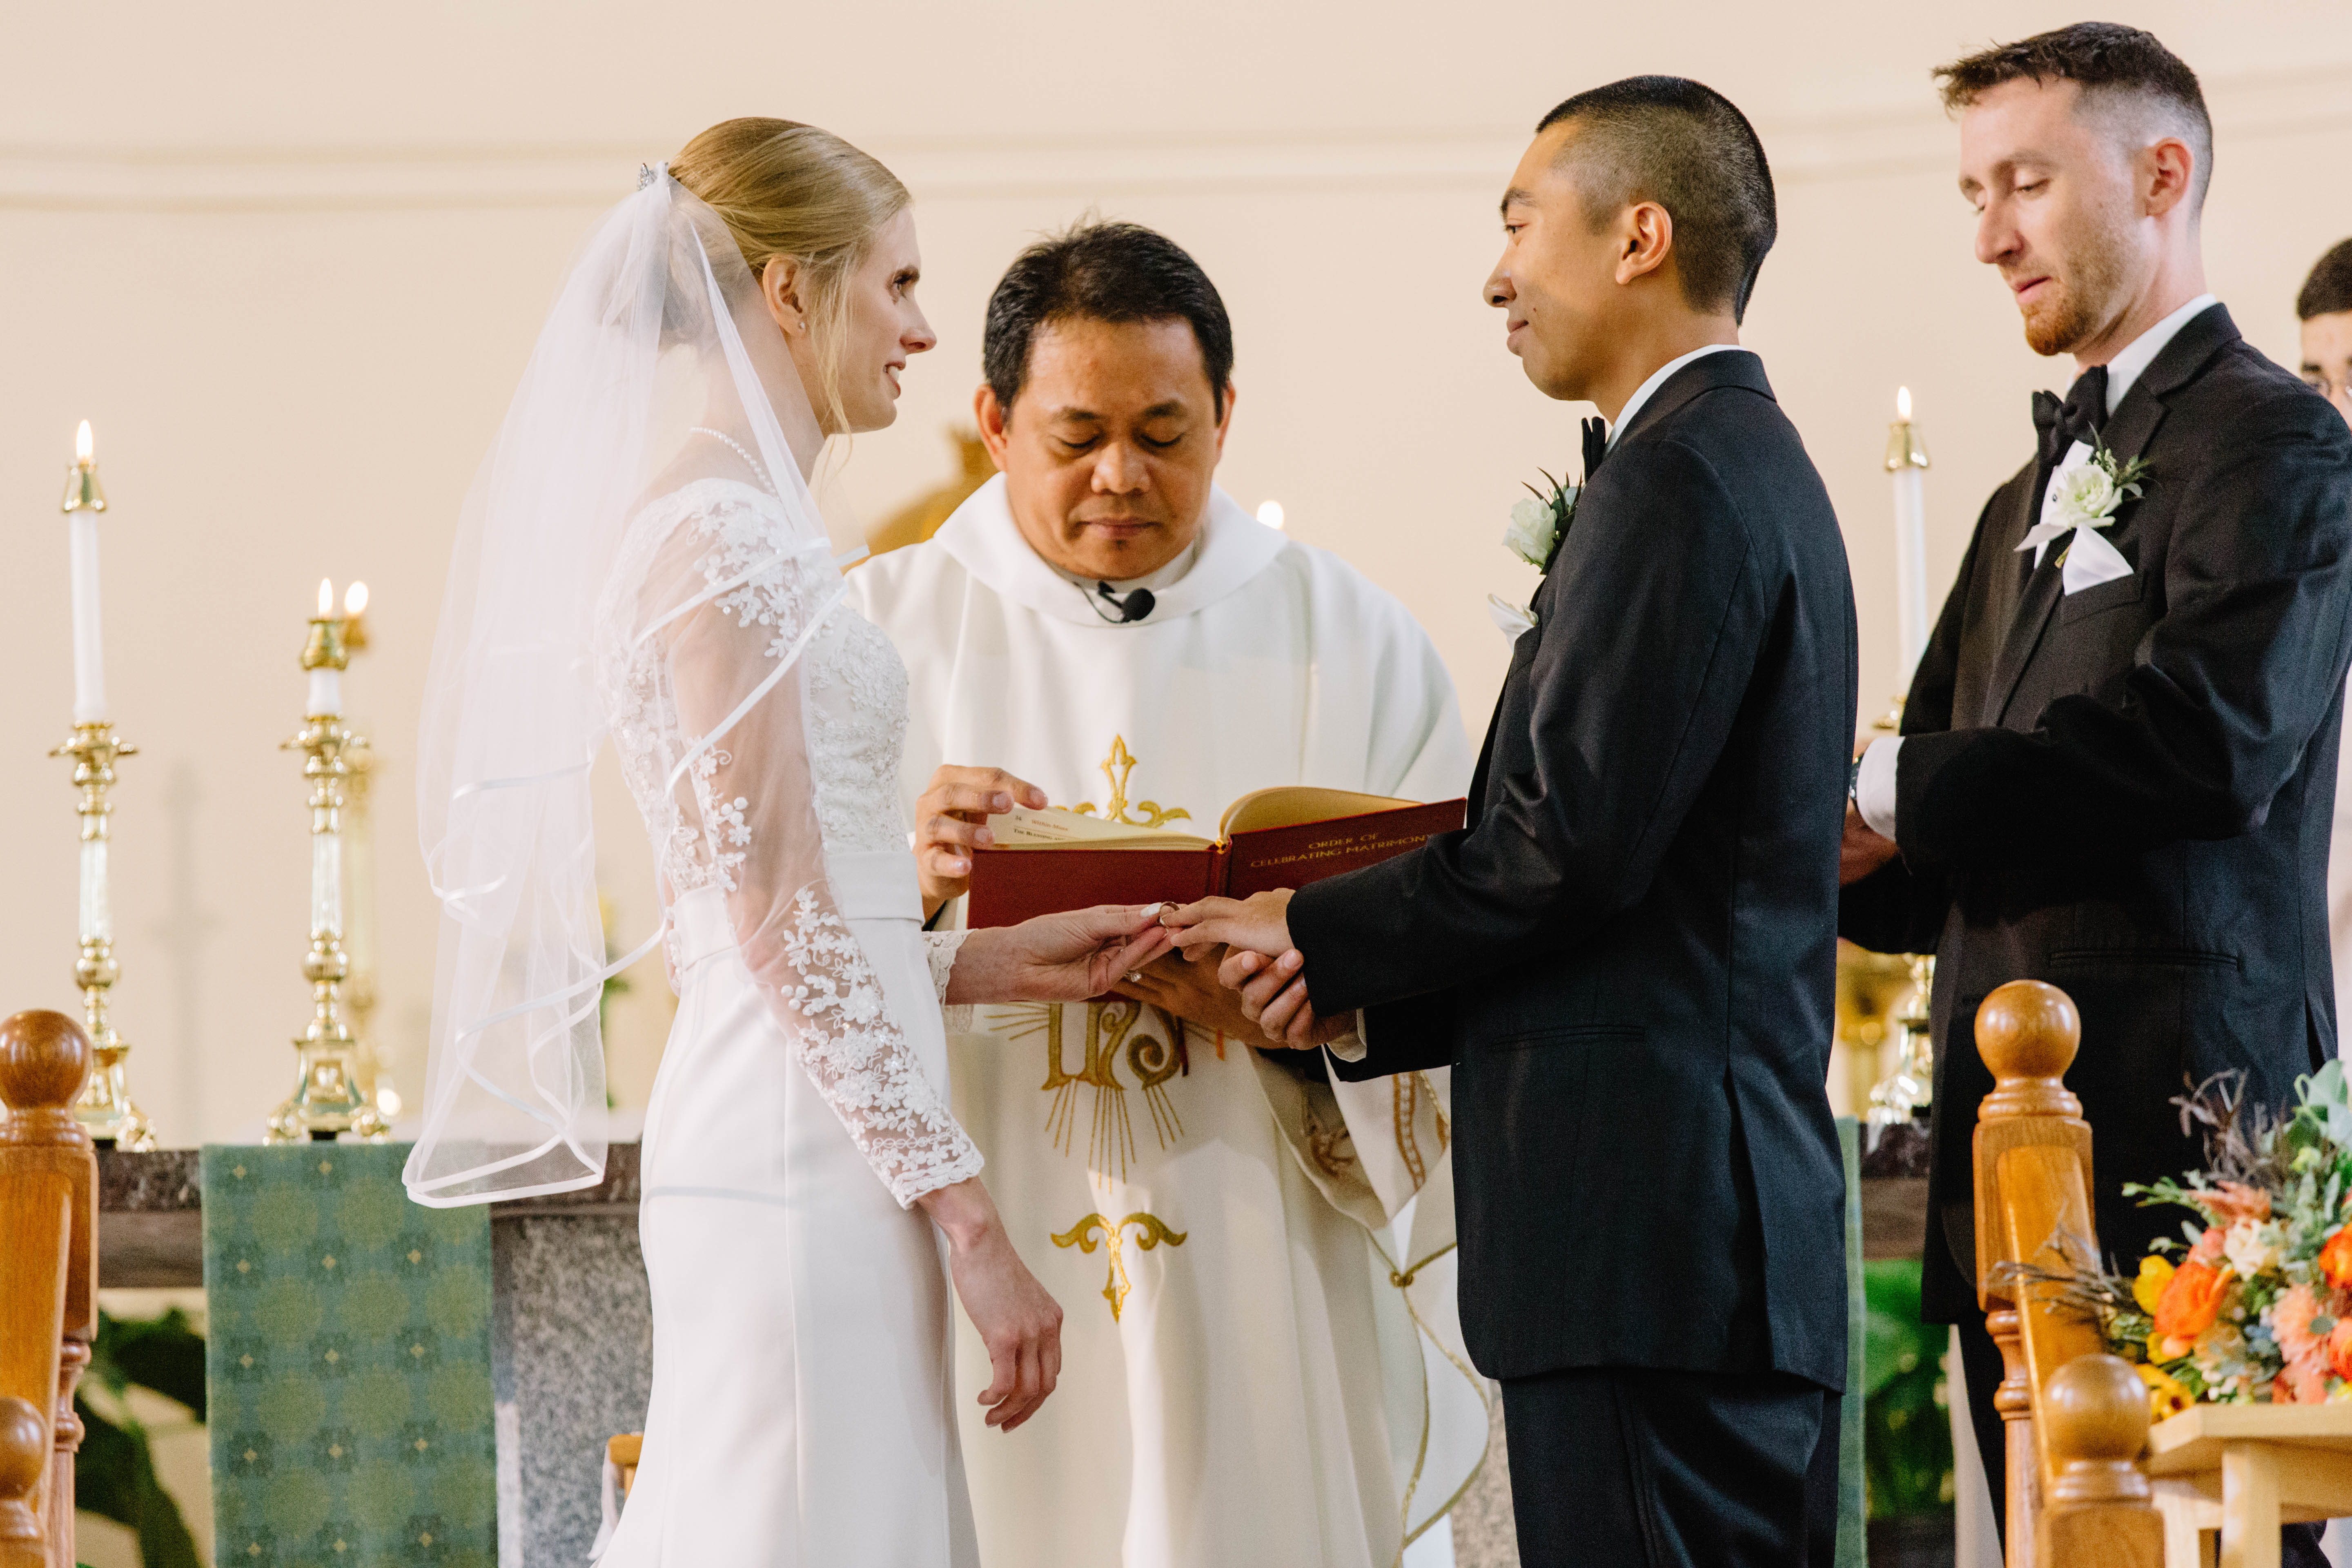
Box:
[49,724,156,1149]
[1865,953,1936,1143]
[334,580,399,1123]
[265,595,389,1144]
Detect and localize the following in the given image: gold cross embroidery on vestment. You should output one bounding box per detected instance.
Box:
[1051,1210,1189,1321]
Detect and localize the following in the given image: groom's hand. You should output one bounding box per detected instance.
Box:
[1220,949,1355,1051]
[1160,889,1294,961]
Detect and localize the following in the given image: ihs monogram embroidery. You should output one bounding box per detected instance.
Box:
[994,998,1187,1180]
[1051,1210,1189,1321]
[1073,735,1190,829]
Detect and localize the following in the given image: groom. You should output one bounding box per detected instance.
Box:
[1168,77,1855,1566]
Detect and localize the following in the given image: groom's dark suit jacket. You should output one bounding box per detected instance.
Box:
[1841,304,2352,1323]
[1292,350,1856,1391]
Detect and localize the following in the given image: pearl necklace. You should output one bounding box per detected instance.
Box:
[689,426,778,497]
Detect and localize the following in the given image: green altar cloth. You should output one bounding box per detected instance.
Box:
[202,1143,497,1568]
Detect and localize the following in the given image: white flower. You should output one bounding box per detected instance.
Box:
[2050,461,2123,528]
[1486,593,1537,644]
[2223,1218,2280,1281]
[1503,497,1557,568]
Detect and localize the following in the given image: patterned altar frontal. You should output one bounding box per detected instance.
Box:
[202,1143,497,1568]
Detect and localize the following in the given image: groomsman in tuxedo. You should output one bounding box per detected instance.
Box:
[1168,77,1856,1568]
[1838,26,2352,1558]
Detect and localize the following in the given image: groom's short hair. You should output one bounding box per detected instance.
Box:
[1537,78,1777,325]
[1935,23,2212,214]
[984,221,1234,419]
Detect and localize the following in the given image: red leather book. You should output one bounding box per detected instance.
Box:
[965,787,1467,929]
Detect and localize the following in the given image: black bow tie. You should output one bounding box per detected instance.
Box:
[1580,416,1609,481]
[2032,365,2110,470]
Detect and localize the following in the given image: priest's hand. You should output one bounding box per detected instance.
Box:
[1160,890,1295,962]
[916,764,1049,920]
[1840,801,1900,886]
[1219,948,1359,1051]
[1111,951,1266,1042]
[949,904,1174,1004]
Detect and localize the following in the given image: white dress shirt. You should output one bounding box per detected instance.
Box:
[1854,294,2222,841]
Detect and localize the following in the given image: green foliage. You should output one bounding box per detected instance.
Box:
[1863,1258,1954,1521]
[75,1307,205,1568]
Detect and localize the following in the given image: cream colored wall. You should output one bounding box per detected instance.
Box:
[2,1,2349,1144]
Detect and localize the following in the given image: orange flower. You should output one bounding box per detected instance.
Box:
[2329,1320,2352,1384]
[2320,1227,2352,1291]
[2154,1260,2231,1345]
[2187,1226,2227,1267]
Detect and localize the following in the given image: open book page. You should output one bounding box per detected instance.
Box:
[1219,786,1418,837]
[994,804,1217,852]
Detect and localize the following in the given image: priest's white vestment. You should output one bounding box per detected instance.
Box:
[844,475,1488,1568]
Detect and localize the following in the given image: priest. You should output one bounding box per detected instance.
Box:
[843,220,1483,1568]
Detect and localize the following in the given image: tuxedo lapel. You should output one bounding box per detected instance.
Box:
[1977,311,2228,727]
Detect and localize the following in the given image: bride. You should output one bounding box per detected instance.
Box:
[403,118,1170,1564]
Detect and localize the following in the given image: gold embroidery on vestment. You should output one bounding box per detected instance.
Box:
[1050,1210,1188,1321]
[1394,1074,1426,1189]
[1000,999,1187,1178]
[1303,1099,1359,1179]
[1072,735,1191,829]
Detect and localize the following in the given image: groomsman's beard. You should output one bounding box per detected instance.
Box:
[2014,225,2133,358]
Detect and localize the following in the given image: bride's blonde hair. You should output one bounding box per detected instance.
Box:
[671,118,910,434]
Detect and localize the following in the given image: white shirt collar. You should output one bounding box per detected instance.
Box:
[1608,342,1748,449]
[2092,293,2218,413]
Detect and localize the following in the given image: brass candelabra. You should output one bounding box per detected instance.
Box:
[51,723,156,1149]
[264,600,390,1143]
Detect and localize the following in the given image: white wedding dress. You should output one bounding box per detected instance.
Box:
[592,477,982,1567]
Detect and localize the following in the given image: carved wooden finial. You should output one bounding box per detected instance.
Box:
[1976,979,2083,1122]
[0,1394,47,1561]
[2042,1353,2153,1505]
[0,1009,92,1147]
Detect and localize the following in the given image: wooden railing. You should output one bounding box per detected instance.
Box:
[0,1011,96,1568]
[1972,979,2163,1568]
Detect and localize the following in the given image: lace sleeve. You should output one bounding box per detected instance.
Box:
[612,485,981,1206]
[924,930,974,1033]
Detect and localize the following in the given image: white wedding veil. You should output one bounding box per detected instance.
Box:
[404,167,893,1205]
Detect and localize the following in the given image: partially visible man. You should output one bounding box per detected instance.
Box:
[1839,27,2352,1562]
[842,222,1482,1568]
[2303,239,2352,428]
[2303,243,2352,1049]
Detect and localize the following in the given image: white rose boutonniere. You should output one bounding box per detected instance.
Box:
[2020,435,2152,566]
[1500,469,1581,573]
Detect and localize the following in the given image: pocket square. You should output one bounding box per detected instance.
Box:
[2061,525,2134,595]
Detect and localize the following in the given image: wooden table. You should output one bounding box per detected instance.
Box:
[2144,1404,2352,1568]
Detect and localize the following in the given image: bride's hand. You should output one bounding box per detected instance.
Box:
[944,904,1175,1005]
[916,1178,1062,1432]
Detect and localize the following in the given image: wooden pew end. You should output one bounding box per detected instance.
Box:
[0,1394,47,1564]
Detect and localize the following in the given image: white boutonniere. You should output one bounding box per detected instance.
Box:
[2020,437,2152,567]
[1501,469,1581,573]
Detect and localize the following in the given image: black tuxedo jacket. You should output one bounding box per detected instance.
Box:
[1291,350,1856,1390]
[1841,304,2352,1323]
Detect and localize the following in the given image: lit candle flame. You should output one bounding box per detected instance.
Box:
[344,581,370,617]
[76,420,94,463]
[318,578,335,618]
[1256,500,1286,530]
[1895,386,1913,422]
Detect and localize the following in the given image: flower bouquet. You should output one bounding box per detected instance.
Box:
[2013,1062,2352,1417]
